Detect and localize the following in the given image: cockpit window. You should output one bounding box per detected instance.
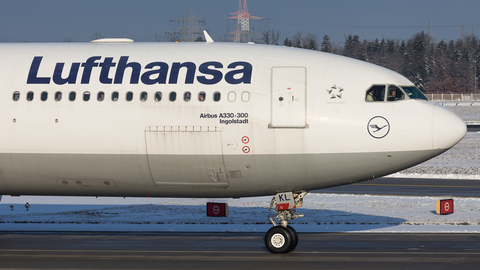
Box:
[387,85,405,101]
[365,85,385,102]
[400,86,428,100]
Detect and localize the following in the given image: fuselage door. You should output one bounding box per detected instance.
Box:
[270,67,307,128]
[145,126,229,188]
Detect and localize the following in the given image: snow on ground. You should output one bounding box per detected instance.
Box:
[391,132,480,178]
[440,102,480,122]
[1,194,480,233]
[0,103,479,233]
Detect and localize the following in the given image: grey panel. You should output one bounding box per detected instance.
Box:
[0,149,439,198]
[145,127,229,187]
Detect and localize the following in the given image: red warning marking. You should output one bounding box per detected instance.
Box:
[277,203,296,211]
[242,146,250,153]
[242,136,249,144]
[277,203,290,211]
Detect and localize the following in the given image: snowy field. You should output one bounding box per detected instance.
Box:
[391,132,480,178]
[439,101,480,122]
[2,194,480,233]
[0,103,479,233]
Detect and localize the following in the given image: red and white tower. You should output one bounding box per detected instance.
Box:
[226,0,263,43]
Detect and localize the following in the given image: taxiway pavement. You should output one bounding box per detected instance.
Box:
[2,177,480,269]
[317,177,480,197]
[1,232,480,269]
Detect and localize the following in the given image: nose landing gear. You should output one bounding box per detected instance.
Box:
[264,191,307,253]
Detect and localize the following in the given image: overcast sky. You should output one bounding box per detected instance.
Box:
[1,0,479,44]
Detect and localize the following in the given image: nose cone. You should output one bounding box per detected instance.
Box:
[432,104,466,150]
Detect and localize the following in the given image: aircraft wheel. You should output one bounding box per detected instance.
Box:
[287,225,298,251]
[265,226,293,253]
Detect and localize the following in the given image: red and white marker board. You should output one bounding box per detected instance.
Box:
[206,202,229,217]
[436,199,454,215]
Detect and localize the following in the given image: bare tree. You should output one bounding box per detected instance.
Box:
[154,33,163,42]
[165,32,182,42]
[91,33,103,41]
[261,29,281,45]
[331,41,343,55]
[302,33,318,50]
[292,32,302,48]
[63,37,74,42]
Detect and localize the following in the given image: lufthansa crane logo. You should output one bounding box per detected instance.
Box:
[367,116,390,139]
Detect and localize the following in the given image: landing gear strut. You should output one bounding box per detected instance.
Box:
[264,191,307,253]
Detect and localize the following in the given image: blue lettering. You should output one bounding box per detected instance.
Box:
[197,61,223,85]
[114,56,141,84]
[140,62,169,85]
[169,62,196,84]
[225,62,252,84]
[53,63,80,84]
[27,56,50,84]
[99,57,116,84]
[26,57,253,86]
[81,56,101,84]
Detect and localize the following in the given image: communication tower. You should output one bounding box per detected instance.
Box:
[226,0,263,43]
[166,5,207,42]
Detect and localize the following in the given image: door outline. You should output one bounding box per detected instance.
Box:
[269,66,307,128]
[145,126,229,188]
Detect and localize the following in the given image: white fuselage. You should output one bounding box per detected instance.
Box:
[0,42,466,198]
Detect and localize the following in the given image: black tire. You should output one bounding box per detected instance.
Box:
[264,226,293,253]
[287,225,298,251]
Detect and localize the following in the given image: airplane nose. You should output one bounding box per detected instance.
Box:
[432,104,466,151]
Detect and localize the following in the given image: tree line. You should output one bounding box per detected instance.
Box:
[73,30,479,94]
[262,30,480,94]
